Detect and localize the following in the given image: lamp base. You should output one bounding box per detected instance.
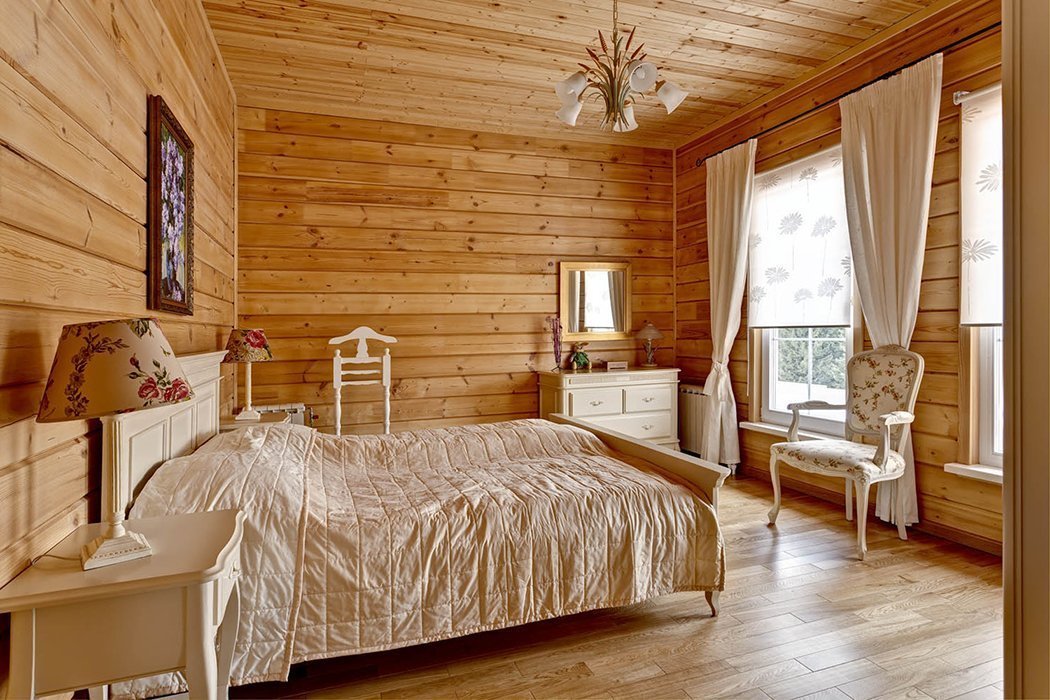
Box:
[236,408,262,421]
[641,363,659,368]
[81,530,152,570]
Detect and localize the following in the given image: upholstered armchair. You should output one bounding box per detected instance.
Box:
[767,345,924,560]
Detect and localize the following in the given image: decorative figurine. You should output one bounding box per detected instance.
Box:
[569,342,592,371]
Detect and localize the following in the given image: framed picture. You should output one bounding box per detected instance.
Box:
[147,94,194,315]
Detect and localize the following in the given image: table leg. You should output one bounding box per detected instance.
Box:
[185,584,218,700]
[88,685,110,700]
[9,609,36,700]
[215,583,240,699]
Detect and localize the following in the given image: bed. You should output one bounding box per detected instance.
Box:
[105,352,729,697]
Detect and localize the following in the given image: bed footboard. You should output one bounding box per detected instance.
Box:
[550,413,731,510]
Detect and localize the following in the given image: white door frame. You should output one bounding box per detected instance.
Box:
[1004,0,1050,695]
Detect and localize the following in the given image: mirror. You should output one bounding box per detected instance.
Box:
[559,262,632,340]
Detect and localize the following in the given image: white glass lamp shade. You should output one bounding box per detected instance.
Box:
[555,71,588,107]
[628,61,658,93]
[636,321,664,341]
[556,100,583,126]
[656,80,688,114]
[37,318,192,422]
[612,104,638,133]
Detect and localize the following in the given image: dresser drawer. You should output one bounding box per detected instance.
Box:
[567,387,623,417]
[589,412,671,439]
[625,385,673,413]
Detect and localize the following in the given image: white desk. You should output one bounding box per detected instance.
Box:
[0,510,244,700]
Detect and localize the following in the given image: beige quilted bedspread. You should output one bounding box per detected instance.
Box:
[119,419,724,696]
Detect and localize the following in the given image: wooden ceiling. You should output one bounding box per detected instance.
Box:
[203,0,936,147]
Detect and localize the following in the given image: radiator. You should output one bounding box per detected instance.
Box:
[678,384,706,456]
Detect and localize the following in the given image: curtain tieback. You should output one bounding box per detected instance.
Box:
[706,360,733,401]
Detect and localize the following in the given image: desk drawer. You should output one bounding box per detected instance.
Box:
[568,387,623,417]
[625,385,673,413]
[590,412,671,440]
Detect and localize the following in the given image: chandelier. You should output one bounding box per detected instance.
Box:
[554,0,688,132]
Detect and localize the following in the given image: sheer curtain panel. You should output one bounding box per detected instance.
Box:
[840,54,943,526]
[700,139,758,466]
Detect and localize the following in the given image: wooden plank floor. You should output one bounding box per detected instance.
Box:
[232,476,1004,700]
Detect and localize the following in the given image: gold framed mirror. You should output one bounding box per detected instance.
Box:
[558,261,632,340]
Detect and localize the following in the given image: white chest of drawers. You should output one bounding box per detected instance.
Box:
[537,368,680,450]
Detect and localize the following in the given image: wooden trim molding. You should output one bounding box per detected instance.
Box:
[1004,0,1050,694]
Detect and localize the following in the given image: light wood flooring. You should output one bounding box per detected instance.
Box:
[233,476,1004,700]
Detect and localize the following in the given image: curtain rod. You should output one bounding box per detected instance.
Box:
[694,23,1000,168]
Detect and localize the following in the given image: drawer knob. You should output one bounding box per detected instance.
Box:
[590,400,603,406]
[643,424,653,431]
[643,396,654,403]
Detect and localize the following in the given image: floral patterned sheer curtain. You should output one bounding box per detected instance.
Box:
[747,147,853,328]
[959,85,1003,326]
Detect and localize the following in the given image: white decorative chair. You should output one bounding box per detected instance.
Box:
[329,326,398,435]
[767,345,924,560]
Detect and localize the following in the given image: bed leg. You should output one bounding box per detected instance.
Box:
[705,590,720,617]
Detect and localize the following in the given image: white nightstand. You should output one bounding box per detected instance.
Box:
[0,510,244,700]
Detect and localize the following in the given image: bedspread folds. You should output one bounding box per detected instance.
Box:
[116,419,724,698]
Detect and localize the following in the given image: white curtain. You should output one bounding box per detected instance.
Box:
[701,139,757,466]
[748,146,853,328]
[609,270,626,332]
[840,54,943,526]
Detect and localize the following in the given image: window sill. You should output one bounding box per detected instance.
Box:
[739,421,844,442]
[944,462,1003,485]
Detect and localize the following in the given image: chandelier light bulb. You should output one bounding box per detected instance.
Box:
[556,100,584,126]
[628,61,658,93]
[555,71,588,107]
[656,80,689,114]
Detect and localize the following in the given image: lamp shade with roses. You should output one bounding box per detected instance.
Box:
[222,328,274,421]
[37,317,192,422]
[36,317,192,570]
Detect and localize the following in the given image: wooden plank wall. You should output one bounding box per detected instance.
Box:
[0,0,237,591]
[236,108,674,434]
[674,3,1003,552]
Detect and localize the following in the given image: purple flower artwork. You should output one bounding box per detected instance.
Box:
[147,95,194,315]
[160,126,188,303]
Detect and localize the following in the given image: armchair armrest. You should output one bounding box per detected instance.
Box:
[874,411,915,468]
[785,401,848,442]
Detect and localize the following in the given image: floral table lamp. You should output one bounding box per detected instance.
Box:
[222,328,273,421]
[37,318,192,569]
[636,321,664,367]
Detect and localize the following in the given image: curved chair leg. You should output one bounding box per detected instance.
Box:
[856,481,870,560]
[895,478,909,541]
[705,590,720,617]
[768,454,782,525]
[845,478,853,522]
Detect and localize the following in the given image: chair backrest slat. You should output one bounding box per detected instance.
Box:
[329,326,398,435]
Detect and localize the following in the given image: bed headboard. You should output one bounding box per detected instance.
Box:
[101,350,226,517]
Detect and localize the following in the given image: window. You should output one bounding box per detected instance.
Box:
[958,84,1003,472]
[747,146,855,435]
[976,325,1004,467]
[762,327,853,434]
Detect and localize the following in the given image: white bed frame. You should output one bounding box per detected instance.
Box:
[104,351,729,615]
[103,351,225,519]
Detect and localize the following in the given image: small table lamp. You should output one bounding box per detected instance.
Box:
[222,328,273,421]
[636,321,664,368]
[36,318,193,570]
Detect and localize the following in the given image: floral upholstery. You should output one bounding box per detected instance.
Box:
[770,439,905,483]
[846,348,921,451]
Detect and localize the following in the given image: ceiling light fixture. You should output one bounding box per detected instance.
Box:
[554,0,688,132]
